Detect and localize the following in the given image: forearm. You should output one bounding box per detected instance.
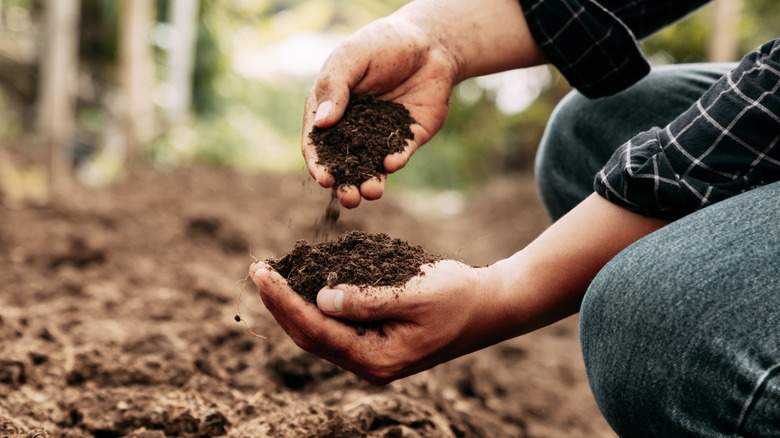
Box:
[486,193,669,338]
[394,0,547,82]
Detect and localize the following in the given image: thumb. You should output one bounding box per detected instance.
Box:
[317,285,403,321]
[311,74,351,129]
[311,41,371,128]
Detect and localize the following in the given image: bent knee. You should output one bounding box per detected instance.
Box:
[579,217,780,436]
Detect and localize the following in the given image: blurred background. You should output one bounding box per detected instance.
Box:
[0,0,778,204]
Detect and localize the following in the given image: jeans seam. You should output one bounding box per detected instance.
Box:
[735,360,780,435]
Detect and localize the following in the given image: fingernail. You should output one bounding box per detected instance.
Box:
[314,101,333,124]
[250,265,268,283]
[317,288,344,313]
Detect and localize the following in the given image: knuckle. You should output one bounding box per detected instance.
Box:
[314,74,335,97]
[350,303,372,321]
[358,352,401,384]
[349,301,382,321]
[363,375,392,387]
[288,332,315,353]
[362,368,396,386]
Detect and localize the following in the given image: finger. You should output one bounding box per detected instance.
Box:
[399,71,453,145]
[302,90,335,188]
[317,283,415,322]
[336,184,361,208]
[312,41,369,129]
[304,37,372,188]
[359,175,385,201]
[383,122,427,173]
[302,142,335,189]
[250,263,358,355]
[248,260,270,279]
[318,260,464,322]
[250,262,315,333]
[383,140,415,174]
[252,263,404,381]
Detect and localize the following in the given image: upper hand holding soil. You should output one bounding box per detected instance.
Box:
[308,95,417,208]
[301,16,457,208]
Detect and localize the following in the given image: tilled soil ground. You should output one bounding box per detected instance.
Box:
[0,166,615,437]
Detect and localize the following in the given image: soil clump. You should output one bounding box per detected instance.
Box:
[267,230,443,305]
[309,95,416,188]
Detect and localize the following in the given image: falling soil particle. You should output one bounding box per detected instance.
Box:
[309,95,416,188]
[313,191,341,242]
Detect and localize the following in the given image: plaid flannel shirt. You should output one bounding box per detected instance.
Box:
[520,0,780,219]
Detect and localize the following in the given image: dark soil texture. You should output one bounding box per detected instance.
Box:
[268,230,443,304]
[309,95,416,187]
[0,166,615,437]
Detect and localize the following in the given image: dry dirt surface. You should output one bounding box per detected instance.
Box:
[0,166,616,437]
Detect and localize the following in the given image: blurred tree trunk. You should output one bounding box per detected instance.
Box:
[166,0,199,125]
[707,0,741,62]
[0,52,38,127]
[119,0,155,174]
[37,0,80,198]
[0,146,9,203]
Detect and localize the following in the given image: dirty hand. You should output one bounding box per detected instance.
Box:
[251,259,510,385]
[302,15,455,209]
[303,0,544,208]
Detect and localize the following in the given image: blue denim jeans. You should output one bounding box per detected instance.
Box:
[536,64,780,437]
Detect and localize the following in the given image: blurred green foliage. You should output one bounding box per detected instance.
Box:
[739,0,780,51]
[3,0,780,193]
[641,0,780,62]
[188,0,780,192]
[392,71,567,192]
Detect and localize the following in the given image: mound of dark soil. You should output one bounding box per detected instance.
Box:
[267,230,442,305]
[309,95,416,187]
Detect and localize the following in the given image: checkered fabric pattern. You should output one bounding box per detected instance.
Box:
[595,40,780,219]
[519,0,710,98]
[520,0,780,219]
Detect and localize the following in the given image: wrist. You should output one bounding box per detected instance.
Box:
[483,250,576,339]
[482,257,530,338]
[395,0,546,83]
[383,11,461,86]
[463,262,527,348]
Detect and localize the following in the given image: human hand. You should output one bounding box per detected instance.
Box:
[250,259,509,384]
[302,14,457,208]
[303,0,545,208]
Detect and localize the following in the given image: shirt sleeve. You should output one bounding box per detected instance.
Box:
[518,0,710,98]
[594,39,780,220]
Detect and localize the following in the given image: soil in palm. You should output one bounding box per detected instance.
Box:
[267,230,442,306]
[309,94,416,188]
